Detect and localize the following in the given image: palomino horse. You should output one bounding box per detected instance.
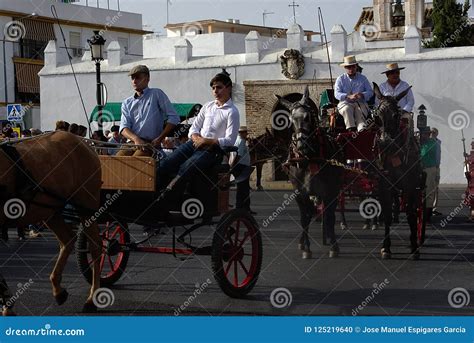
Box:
[276,86,344,259]
[372,83,424,259]
[0,131,102,312]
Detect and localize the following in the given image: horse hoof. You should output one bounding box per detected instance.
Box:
[54,289,69,306]
[329,250,339,258]
[362,224,369,230]
[371,224,378,231]
[381,249,392,260]
[340,223,347,230]
[82,302,98,314]
[410,249,420,260]
[298,244,304,251]
[302,251,312,259]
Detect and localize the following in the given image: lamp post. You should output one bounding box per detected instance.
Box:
[88,31,106,134]
[417,104,427,131]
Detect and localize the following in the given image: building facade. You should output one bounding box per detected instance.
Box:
[0,0,147,129]
[39,0,473,184]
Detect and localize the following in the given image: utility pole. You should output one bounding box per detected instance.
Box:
[262,10,274,27]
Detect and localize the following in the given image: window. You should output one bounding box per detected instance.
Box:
[69,31,82,57]
[118,37,129,55]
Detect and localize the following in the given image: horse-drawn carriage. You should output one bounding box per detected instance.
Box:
[73,139,263,298]
[464,138,474,221]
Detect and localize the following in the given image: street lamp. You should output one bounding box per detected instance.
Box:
[417,104,427,130]
[88,31,106,134]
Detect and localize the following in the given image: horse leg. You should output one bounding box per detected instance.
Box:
[82,221,102,313]
[296,191,313,259]
[379,181,392,259]
[323,196,339,258]
[45,215,75,305]
[372,215,379,231]
[406,189,420,259]
[339,193,348,230]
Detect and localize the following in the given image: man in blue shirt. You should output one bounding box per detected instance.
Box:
[334,55,373,131]
[118,65,180,156]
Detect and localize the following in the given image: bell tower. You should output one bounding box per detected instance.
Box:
[373,0,425,39]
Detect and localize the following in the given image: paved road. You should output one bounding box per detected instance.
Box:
[1,186,473,316]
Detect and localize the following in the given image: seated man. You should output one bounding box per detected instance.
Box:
[158,69,240,194]
[379,62,415,125]
[334,55,373,131]
[118,65,180,156]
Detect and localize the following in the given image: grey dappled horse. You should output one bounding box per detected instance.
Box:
[276,86,344,259]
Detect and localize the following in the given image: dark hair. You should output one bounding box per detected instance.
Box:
[22,129,31,137]
[77,125,87,137]
[93,130,107,142]
[210,68,232,87]
[69,123,79,135]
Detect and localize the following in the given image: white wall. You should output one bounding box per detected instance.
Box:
[40,44,473,184]
[0,16,17,107]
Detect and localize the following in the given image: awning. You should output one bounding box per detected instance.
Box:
[17,18,55,42]
[14,61,43,93]
[319,89,337,109]
[90,103,202,122]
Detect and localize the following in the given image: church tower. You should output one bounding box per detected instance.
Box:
[372,0,426,39]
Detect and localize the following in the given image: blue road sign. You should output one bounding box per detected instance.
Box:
[6,104,23,122]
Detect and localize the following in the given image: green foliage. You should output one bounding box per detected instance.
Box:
[424,0,473,48]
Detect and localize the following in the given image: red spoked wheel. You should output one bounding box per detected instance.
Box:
[76,221,130,287]
[211,209,262,298]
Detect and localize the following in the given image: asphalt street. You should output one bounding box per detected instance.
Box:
[1,186,473,316]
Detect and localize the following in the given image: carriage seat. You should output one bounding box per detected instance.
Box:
[336,130,377,161]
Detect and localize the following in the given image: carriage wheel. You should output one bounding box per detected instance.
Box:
[76,221,130,287]
[211,209,262,298]
[416,189,427,244]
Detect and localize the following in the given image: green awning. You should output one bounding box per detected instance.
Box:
[90,102,202,123]
[320,89,337,109]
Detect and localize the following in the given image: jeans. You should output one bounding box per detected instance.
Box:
[233,164,251,210]
[158,141,219,189]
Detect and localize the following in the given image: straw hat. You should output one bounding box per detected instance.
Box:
[340,55,358,67]
[238,126,248,132]
[381,62,405,74]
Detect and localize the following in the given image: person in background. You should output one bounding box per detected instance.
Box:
[30,128,42,136]
[68,123,79,135]
[77,125,87,137]
[107,125,123,156]
[231,126,256,214]
[55,120,70,131]
[21,129,31,138]
[420,127,437,241]
[431,127,442,216]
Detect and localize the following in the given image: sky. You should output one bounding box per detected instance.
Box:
[76,0,474,38]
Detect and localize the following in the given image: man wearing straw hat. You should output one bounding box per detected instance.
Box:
[379,62,415,115]
[334,55,373,131]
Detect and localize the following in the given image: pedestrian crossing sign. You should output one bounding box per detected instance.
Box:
[7,104,23,122]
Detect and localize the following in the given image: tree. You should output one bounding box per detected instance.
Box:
[425,0,472,48]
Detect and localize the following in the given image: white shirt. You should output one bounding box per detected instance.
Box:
[188,99,240,147]
[379,80,415,113]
